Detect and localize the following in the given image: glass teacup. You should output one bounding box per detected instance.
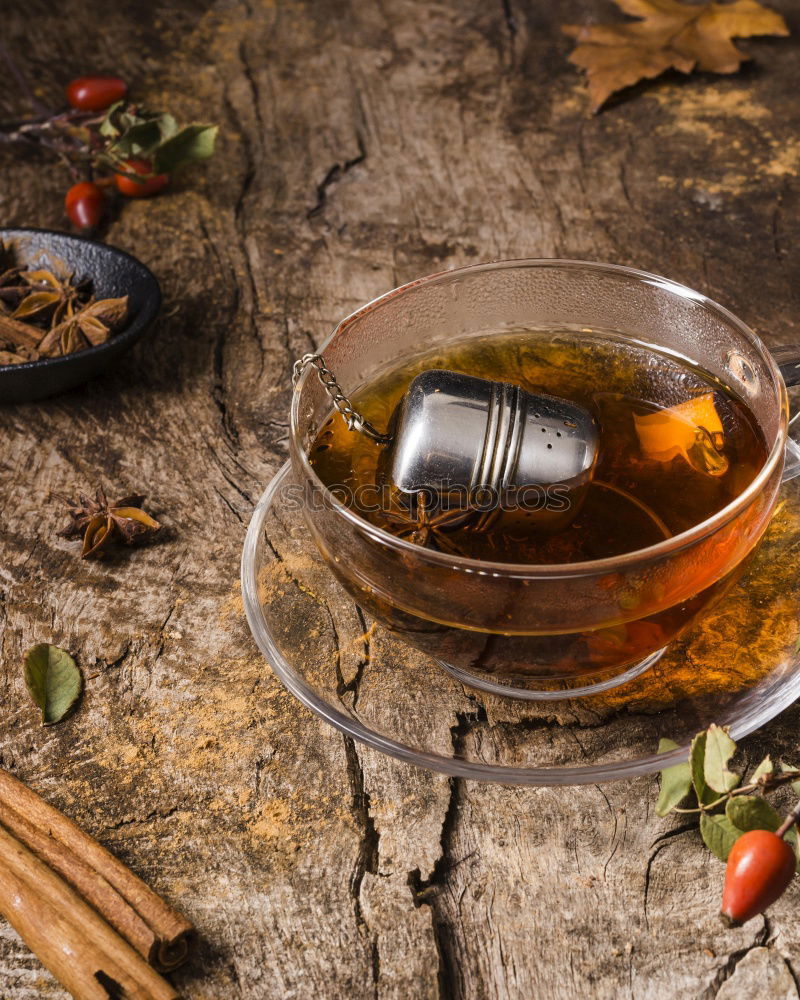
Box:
[290,260,800,693]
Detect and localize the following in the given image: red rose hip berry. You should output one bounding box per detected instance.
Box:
[66,75,127,112]
[65,181,106,230]
[114,159,169,198]
[721,829,796,926]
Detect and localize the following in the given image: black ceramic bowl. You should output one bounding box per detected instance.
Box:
[0,228,161,404]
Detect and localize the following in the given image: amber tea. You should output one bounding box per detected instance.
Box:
[311,331,766,560]
[308,329,768,678]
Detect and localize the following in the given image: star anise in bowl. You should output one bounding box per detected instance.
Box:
[56,486,160,559]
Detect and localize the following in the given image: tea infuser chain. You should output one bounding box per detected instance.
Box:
[292,353,392,444]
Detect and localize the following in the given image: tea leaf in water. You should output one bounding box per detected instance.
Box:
[634,393,728,476]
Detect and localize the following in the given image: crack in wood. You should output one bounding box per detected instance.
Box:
[104,805,181,832]
[405,710,490,999]
[339,604,371,712]
[642,822,695,931]
[500,0,517,42]
[706,924,770,999]
[307,134,368,219]
[342,735,381,997]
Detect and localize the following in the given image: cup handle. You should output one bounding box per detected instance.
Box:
[770,345,800,483]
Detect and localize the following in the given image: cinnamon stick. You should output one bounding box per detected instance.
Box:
[0,801,157,962]
[0,311,41,348]
[0,770,193,970]
[0,824,178,1000]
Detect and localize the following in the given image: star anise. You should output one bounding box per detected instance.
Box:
[56,486,160,559]
[381,489,472,557]
[0,243,128,364]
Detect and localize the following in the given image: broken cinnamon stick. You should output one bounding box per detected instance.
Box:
[0,770,193,970]
[0,311,42,348]
[0,824,178,1000]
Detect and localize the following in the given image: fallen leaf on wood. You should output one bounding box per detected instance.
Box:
[564,0,789,112]
[23,644,83,725]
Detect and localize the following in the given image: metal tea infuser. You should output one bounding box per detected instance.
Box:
[293,354,599,527]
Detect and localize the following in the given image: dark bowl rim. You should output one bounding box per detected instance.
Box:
[0,227,161,377]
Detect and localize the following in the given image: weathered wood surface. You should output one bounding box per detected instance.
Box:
[1,1,800,997]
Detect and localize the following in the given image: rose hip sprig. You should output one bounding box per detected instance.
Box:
[0,57,217,231]
[66,76,128,112]
[656,725,800,923]
[721,819,798,926]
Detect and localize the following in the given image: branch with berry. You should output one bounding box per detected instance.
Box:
[0,56,217,231]
[657,724,800,924]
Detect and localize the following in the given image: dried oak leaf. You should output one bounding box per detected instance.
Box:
[57,486,160,559]
[564,0,789,112]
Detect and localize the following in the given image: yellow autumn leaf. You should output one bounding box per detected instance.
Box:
[564,0,789,112]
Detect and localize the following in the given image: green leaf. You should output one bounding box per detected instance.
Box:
[655,738,693,816]
[110,120,165,158]
[779,762,800,796]
[152,124,218,174]
[700,813,741,862]
[726,795,781,832]
[751,755,774,783]
[23,644,83,725]
[691,731,717,806]
[703,724,740,794]
[157,113,178,141]
[99,101,125,137]
[109,112,179,159]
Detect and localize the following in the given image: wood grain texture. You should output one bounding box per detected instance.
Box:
[1,1,800,997]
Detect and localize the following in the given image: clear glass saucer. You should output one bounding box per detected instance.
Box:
[241,462,800,785]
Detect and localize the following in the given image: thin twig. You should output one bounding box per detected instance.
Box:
[670,771,800,815]
[777,799,800,839]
